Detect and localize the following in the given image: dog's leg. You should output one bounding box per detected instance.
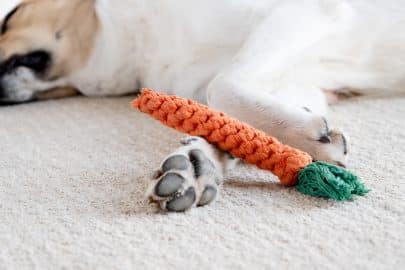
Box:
[208,77,349,166]
[147,137,237,212]
[207,0,354,166]
[147,0,354,211]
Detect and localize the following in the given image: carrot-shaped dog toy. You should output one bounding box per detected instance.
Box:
[132,89,369,200]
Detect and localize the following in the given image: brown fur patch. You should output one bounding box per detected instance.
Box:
[0,0,99,79]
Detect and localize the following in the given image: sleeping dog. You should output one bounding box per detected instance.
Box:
[1,0,404,211]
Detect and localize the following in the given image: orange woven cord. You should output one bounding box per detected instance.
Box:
[132,89,313,186]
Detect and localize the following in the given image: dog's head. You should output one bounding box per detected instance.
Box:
[0,0,98,104]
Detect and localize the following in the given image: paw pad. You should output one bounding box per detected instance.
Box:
[189,149,216,178]
[198,186,217,207]
[155,173,185,197]
[162,155,191,172]
[166,187,196,212]
[148,139,223,212]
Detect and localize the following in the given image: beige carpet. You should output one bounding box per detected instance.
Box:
[0,96,404,270]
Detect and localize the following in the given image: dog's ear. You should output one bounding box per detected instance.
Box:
[1,4,21,34]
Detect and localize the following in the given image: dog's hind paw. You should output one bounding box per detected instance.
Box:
[147,137,225,212]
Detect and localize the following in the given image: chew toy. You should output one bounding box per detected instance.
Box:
[132,89,369,201]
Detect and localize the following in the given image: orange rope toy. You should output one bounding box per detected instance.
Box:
[132,89,369,200]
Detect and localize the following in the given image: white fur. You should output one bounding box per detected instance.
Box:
[69,0,405,164]
[67,0,268,99]
[2,0,404,101]
[2,0,404,164]
[66,0,405,100]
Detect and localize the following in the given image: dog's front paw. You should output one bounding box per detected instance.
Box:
[287,114,349,167]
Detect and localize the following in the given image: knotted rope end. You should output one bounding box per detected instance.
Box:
[296,161,369,201]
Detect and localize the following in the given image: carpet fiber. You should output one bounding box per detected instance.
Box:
[0,96,404,269]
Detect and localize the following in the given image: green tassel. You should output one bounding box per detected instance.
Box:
[296,161,369,201]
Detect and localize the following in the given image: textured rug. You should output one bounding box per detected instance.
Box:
[0,96,404,270]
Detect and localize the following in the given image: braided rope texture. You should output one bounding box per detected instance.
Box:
[132,89,312,186]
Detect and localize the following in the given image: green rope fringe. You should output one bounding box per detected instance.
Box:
[296,161,369,201]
